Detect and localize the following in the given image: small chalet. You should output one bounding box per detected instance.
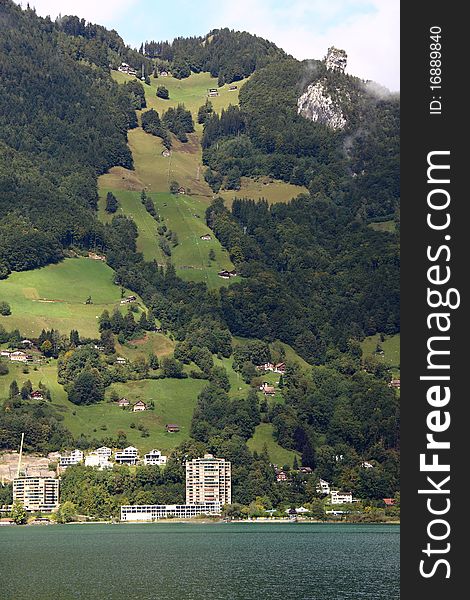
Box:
[207,88,219,97]
[10,351,29,362]
[200,234,212,241]
[273,362,286,374]
[30,390,44,401]
[116,357,127,365]
[118,397,130,408]
[160,71,169,77]
[177,187,186,195]
[162,149,171,157]
[260,382,275,396]
[228,85,238,91]
[166,424,180,433]
[21,339,33,347]
[361,461,374,469]
[383,498,396,507]
[299,466,313,474]
[0,350,11,358]
[88,252,106,262]
[257,362,274,372]
[389,379,401,389]
[217,270,237,279]
[133,401,147,412]
[276,470,287,482]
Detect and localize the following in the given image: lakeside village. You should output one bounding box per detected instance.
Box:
[0,444,398,525]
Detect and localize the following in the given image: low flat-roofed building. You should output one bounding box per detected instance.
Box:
[120,502,221,521]
[13,476,59,512]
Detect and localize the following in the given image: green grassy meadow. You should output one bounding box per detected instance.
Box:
[361,333,400,375]
[0,258,136,338]
[248,423,299,467]
[0,71,313,460]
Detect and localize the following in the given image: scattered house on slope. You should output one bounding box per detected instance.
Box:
[389,379,401,389]
[133,401,147,412]
[330,490,353,505]
[116,357,127,365]
[166,424,180,433]
[217,270,237,279]
[275,469,287,482]
[0,350,11,358]
[162,149,171,157]
[160,71,169,77]
[177,187,186,195]
[207,88,219,97]
[316,479,331,495]
[260,382,276,396]
[120,295,137,305]
[361,461,374,469]
[118,398,130,408]
[200,234,212,241]
[88,252,106,261]
[144,449,167,466]
[383,498,396,507]
[257,362,274,372]
[228,85,238,91]
[299,466,313,475]
[30,390,44,401]
[273,362,286,374]
[10,351,30,363]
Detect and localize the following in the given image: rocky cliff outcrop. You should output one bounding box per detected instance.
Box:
[297,47,350,131]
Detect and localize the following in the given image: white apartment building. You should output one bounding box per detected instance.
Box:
[84,452,113,469]
[143,449,167,466]
[13,476,59,512]
[115,446,139,465]
[95,447,113,460]
[185,454,231,506]
[59,449,84,468]
[121,502,221,522]
[330,490,353,505]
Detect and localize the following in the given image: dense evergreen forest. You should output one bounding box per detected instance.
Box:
[0,0,400,509]
[142,29,287,84]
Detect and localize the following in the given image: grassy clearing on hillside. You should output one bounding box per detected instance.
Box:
[0,258,134,338]
[0,359,204,454]
[115,333,175,361]
[99,187,234,288]
[248,423,299,467]
[220,177,308,207]
[112,71,247,130]
[368,220,397,233]
[361,333,400,374]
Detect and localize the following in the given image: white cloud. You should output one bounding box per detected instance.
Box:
[23,0,138,27]
[212,0,400,91]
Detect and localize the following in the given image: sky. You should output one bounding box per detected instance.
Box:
[21,0,399,90]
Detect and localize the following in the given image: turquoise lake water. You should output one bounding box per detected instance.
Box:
[0,523,399,600]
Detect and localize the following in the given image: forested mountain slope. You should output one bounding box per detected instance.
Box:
[0,0,135,274]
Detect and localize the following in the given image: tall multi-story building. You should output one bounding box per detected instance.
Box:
[13,476,59,512]
[185,454,231,506]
